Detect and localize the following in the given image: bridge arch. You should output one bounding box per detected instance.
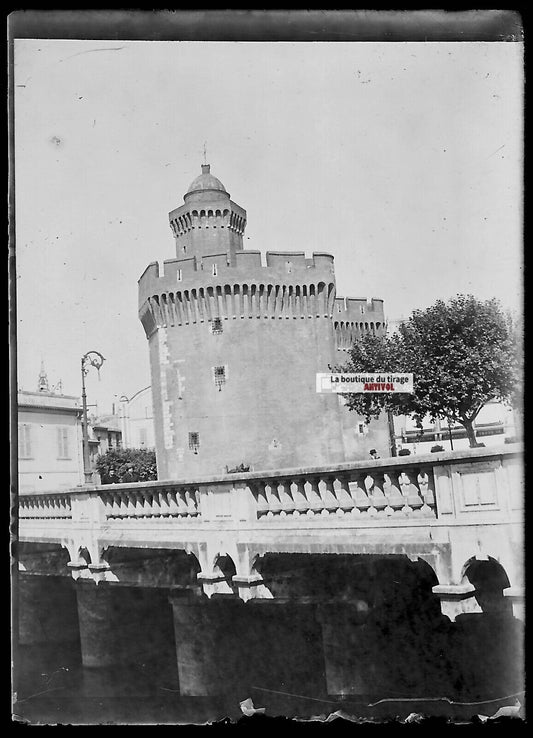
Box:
[462,557,512,614]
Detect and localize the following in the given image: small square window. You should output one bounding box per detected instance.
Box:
[213,365,226,390]
[211,317,223,334]
[189,432,200,453]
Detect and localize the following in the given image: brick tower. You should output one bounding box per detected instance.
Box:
[139,164,388,479]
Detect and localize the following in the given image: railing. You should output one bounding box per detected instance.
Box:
[18,445,522,528]
[246,466,435,519]
[19,493,72,520]
[100,486,200,520]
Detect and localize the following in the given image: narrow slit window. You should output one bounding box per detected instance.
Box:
[18,424,32,458]
[213,365,226,390]
[211,317,223,334]
[57,427,70,458]
[177,269,182,282]
[189,432,200,454]
[212,264,218,276]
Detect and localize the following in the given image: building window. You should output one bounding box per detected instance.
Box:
[139,428,147,447]
[211,317,223,334]
[189,432,200,454]
[177,269,182,282]
[360,305,365,314]
[57,427,70,459]
[212,264,218,276]
[357,421,366,436]
[213,365,226,390]
[286,261,293,274]
[18,424,32,458]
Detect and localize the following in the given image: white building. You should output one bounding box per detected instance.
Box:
[118,386,155,450]
[18,389,85,492]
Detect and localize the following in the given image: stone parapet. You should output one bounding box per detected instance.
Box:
[138,250,337,337]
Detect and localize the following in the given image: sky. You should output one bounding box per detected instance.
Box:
[14,40,523,414]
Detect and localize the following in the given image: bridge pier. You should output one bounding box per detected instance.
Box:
[75,581,122,668]
[432,583,481,621]
[316,602,369,696]
[169,594,225,696]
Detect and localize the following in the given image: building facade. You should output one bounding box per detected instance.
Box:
[118,387,156,450]
[138,164,388,478]
[18,389,85,492]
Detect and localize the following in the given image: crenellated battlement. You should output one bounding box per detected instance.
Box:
[138,251,337,337]
[332,296,386,350]
[169,200,247,239]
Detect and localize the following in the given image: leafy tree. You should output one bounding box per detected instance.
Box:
[96,447,157,484]
[340,295,521,448]
[333,331,411,422]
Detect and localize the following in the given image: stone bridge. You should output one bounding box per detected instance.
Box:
[17,445,524,697]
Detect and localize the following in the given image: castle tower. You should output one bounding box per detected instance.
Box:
[168,164,246,265]
[139,164,362,478]
[139,165,390,478]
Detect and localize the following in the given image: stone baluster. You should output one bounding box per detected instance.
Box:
[303,477,325,515]
[318,477,339,515]
[398,471,424,513]
[348,476,371,513]
[332,476,356,514]
[264,480,282,516]
[148,490,161,517]
[123,491,136,518]
[158,489,172,517]
[139,490,153,517]
[175,489,190,517]
[383,473,404,514]
[132,491,145,518]
[252,482,270,517]
[417,471,435,512]
[166,488,180,517]
[290,478,310,515]
[184,488,199,516]
[364,474,387,516]
[276,479,296,516]
[101,492,114,519]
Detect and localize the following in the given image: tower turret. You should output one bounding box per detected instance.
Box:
[168,164,247,265]
[38,360,49,393]
[140,164,389,478]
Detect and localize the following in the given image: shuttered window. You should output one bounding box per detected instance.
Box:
[18,424,32,458]
[57,427,70,458]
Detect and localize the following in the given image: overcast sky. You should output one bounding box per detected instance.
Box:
[14,40,523,413]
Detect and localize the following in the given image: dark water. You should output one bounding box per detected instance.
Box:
[13,608,525,725]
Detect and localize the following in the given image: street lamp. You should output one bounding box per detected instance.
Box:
[81,350,105,483]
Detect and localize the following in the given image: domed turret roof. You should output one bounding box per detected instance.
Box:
[185,164,228,197]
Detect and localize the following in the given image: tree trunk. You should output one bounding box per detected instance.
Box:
[463,418,477,447]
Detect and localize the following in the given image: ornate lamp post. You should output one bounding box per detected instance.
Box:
[81,350,105,483]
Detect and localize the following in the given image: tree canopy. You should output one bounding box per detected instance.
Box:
[338,294,521,448]
[96,447,157,484]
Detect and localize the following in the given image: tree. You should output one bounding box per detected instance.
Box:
[334,331,411,423]
[340,295,521,448]
[96,447,157,484]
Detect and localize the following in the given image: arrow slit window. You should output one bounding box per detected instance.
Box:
[213,365,226,390]
[188,432,200,454]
